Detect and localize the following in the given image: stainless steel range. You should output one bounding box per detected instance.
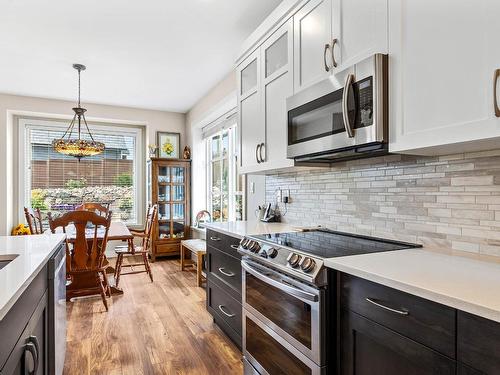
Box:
[239,229,420,375]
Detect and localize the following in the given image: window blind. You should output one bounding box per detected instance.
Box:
[26,125,138,223]
[202,109,237,139]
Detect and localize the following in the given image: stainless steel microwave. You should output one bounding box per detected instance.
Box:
[286,54,388,163]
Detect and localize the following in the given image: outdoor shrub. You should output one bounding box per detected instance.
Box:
[119,197,133,212]
[65,178,87,189]
[114,173,133,187]
[31,189,48,210]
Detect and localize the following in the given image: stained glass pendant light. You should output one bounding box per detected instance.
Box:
[52,64,105,160]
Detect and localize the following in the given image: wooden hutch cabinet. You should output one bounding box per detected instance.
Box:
[147,158,191,261]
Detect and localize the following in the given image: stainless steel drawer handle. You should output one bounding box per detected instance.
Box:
[218,304,235,318]
[218,267,235,277]
[323,43,331,72]
[210,236,221,241]
[259,143,265,163]
[331,38,338,68]
[256,144,261,164]
[494,69,500,117]
[230,244,239,250]
[365,298,409,316]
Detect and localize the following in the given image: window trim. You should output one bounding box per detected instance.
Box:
[206,124,243,222]
[18,117,144,225]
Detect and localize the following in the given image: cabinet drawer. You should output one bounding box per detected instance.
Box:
[207,279,242,340]
[341,309,456,375]
[207,245,242,297]
[206,229,241,257]
[341,273,456,358]
[458,311,500,374]
[155,243,179,254]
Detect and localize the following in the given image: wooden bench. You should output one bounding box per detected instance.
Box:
[180,239,207,287]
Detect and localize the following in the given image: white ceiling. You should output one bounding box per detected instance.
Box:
[0,0,282,112]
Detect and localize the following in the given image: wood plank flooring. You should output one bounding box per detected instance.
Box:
[64,258,243,375]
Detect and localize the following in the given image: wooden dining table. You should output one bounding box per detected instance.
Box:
[50,221,134,298]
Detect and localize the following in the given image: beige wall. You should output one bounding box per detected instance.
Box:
[0,93,185,234]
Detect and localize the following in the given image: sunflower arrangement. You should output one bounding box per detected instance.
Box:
[11,223,31,236]
[162,139,174,155]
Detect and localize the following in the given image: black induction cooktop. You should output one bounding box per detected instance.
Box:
[250,229,421,258]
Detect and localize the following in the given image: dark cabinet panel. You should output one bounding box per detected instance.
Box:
[207,245,242,299]
[1,292,48,375]
[341,273,456,358]
[206,229,241,257]
[458,363,484,375]
[458,311,500,374]
[0,266,48,371]
[340,309,455,375]
[207,279,242,348]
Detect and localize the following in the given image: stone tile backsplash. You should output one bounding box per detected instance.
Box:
[265,149,500,256]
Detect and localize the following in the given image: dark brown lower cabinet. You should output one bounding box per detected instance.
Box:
[340,309,456,375]
[458,363,484,375]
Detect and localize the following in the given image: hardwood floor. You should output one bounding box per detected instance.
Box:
[64,258,243,375]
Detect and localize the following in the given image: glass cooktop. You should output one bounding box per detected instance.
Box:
[250,229,421,258]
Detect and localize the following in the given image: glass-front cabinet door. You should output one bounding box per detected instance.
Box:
[154,160,189,244]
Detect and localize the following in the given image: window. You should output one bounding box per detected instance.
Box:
[20,119,143,224]
[207,125,244,222]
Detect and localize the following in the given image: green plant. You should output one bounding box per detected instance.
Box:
[119,197,133,212]
[114,173,133,187]
[65,178,87,189]
[31,189,48,210]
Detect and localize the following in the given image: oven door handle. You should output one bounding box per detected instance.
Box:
[241,260,318,302]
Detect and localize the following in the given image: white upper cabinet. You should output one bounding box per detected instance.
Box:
[238,49,264,172]
[238,20,294,174]
[293,0,332,93]
[331,0,388,72]
[262,19,295,171]
[389,0,500,154]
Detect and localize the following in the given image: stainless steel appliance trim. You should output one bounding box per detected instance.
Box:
[365,298,409,316]
[241,260,318,302]
[218,304,236,318]
[242,309,324,375]
[342,73,355,138]
[494,69,500,117]
[286,54,388,160]
[241,259,324,365]
[218,267,235,277]
[330,38,338,68]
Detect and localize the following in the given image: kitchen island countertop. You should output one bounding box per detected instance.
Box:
[204,220,299,239]
[0,233,66,320]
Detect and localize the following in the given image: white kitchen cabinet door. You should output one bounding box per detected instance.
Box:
[261,19,295,171]
[331,0,387,72]
[238,49,264,172]
[293,0,332,93]
[389,0,500,154]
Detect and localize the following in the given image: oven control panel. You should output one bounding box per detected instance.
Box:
[238,237,325,285]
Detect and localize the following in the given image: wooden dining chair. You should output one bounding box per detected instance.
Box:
[48,210,113,311]
[114,204,157,287]
[75,202,110,216]
[24,207,44,234]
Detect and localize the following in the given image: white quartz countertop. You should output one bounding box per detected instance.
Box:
[204,221,299,239]
[325,248,500,323]
[0,234,66,320]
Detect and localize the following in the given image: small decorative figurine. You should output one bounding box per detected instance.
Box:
[183,145,191,159]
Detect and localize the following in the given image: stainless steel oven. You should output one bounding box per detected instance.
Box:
[241,259,326,375]
[287,54,388,163]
